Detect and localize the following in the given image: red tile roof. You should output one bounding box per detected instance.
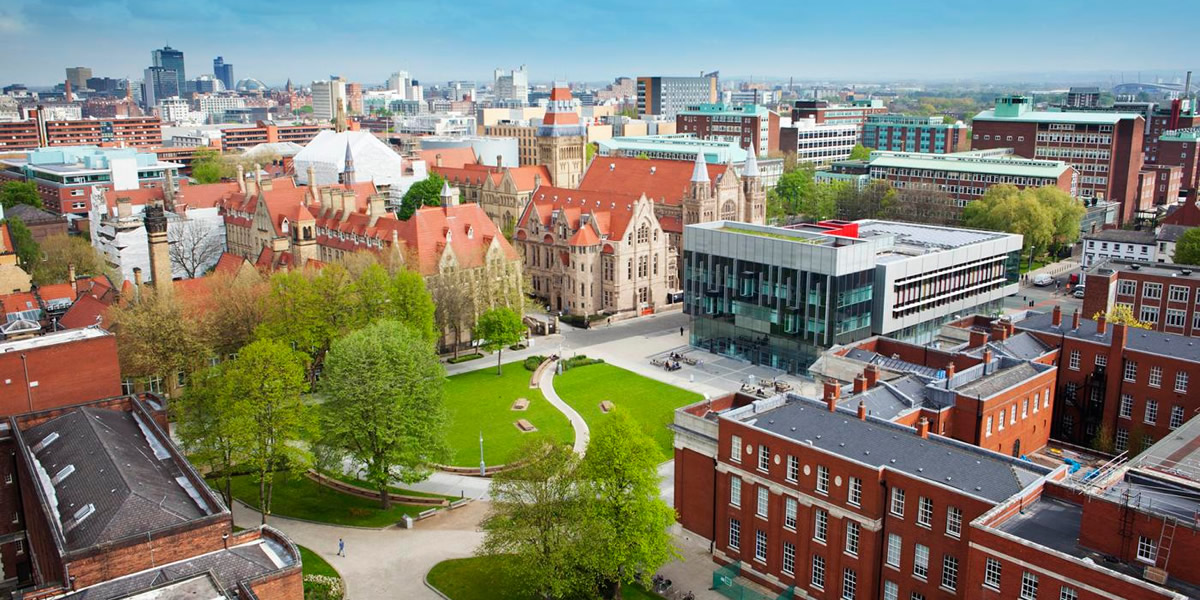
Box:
[1164,196,1200,227]
[432,164,553,191]
[517,185,644,242]
[103,180,242,211]
[214,253,248,276]
[418,147,477,169]
[579,156,727,206]
[0,223,12,255]
[399,203,520,275]
[58,294,109,329]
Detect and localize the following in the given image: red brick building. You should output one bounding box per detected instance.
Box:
[671,385,1194,599]
[0,395,302,598]
[1139,164,1183,208]
[0,328,120,415]
[1013,309,1198,454]
[220,121,326,151]
[1147,128,1200,199]
[972,96,1145,223]
[676,103,781,155]
[791,98,887,139]
[0,115,162,151]
[1082,260,1200,336]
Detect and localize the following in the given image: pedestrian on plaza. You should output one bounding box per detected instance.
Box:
[337,538,345,557]
[680,326,685,337]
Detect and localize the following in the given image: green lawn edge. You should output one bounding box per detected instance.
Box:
[223,473,432,528]
[427,555,660,600]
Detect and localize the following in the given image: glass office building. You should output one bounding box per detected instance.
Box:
[684,220,1023,374]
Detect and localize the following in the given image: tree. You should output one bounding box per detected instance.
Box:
[174,365,245,507]
[1173,227,1200,265]
[168,219,225,278]
[30,234,110,286]
[2,219,39,269]
[321,320,449,508]
[1091,421,1116,454]
[107,288,210,397]
[431,272,473,357]
[200,271,268,358]
[474,306,525,375]
[386,268,438,343]
[580,411,678,600]
[1095,304,1153,330]
[585,142,597,166]
[225,339,309,524]
[962,184,1054,258]
[0,181,42,210]
[767,165,830,222]
[191,148,229,184]
[888,183,959,226]
[1030,186,1086,254]
[479,439,596,600]
[834,181,895,221]
[398,173,447,220]
[848,144,873,161]
[256,269,337,378]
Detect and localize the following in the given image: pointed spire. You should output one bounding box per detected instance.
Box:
[440,180,454,207]
[742,144,760,178]
[690,152,710,183]
[342,141,355,186]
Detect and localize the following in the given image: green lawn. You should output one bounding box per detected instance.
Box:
[443,361,573,467]
[298,544,339,578]
[554,363,702,461]
[320,470,454,500]
[427,555,660,600]
[224,473,432,528]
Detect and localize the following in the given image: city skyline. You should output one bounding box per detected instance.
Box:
[1,0,1195,87]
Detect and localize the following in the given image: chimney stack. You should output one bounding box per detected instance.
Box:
[864,364,880,389]
[340,190,352,222]
[982,348,993,373]
[496,154,503,169]
[823,380,840,412]
[969,328,988,348]
[253,163,262,192]
[945,362,956,381]
[144,204,172,297]
[64,80,73,103]
[236,164,245,194]
[1097,311,1108,336]
[1052,305,1062,327]
[853,374,868,394]
[132,267,143,291]
[534,174,542,188]
[1112,323,1128,352]
[991,322,1008,342]
[857,401,867,421]
[68,263,77,297]
[916,418,930,439]
[116,196,132,220]
[1072,308,1081,331]
[435,153,443,168]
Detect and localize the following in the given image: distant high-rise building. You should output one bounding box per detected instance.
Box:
[494,65,529,105]
[346,82,363,115]
[191,74,224,94]
[636,72,719,119]
[1066,86,1101,108]
[85,76,124,95]
[65,67,92,90]
[311,79,346,122]
[151,45,186,95]
[213,56,234,90]
[142,66,179,109]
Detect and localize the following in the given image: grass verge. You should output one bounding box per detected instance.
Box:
[427,555,660,600]
[224,473,431,528]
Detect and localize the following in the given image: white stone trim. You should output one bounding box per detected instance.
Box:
[718,462,883,532]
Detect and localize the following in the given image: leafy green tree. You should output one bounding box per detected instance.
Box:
[848,144,873,161]
[767,165,817,221]
[297,105,314,114]
[962,184,1054,259]
[107,288,211,398]
[585,143,597,166]
[191,148,229,184]
[580,411,678,600]
[0,181,42,210]
[174,365,245,507]
[321,320,448,508]
[387,268,438,343]
[225,339,309,524]
[1031,186,1086,254]
[256,270,331,372]
[474,306,525,375]
[30,234,110,286]
[479,439,597,600]
[2,219,39,269]
[1095,304,1153,330]
[1173,227,1200,265]
[834,180,895,221]
[399,173,447,220]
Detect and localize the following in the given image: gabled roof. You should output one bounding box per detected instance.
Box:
[400,203,519,275]
[579,156,728,206]
[1162,198,1200,227]
[4,203,64,225]
[213,252,249,276]
[432,164,552,191]
[517,185,646,242]
[103,180,241,212]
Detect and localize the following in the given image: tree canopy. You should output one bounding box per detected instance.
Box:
[1096,304,1153,330]
[190,148,230,184]
[848,144,873,161]
[766,165,835,222]
[0,181,42,210]
[474,306,525,375]
[962,184,1083,260]
[108,288,210,395]
[398,173,447,220]
[1173,227,1200,265]
[2,219,39,270]
[320,320,448,507]
[30,234,111,286]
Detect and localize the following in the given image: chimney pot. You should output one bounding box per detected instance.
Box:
[864,364,880,388]
[68,263,77,297]
[916,418,930,439]
[823,380,840,412]
[1097,312,1108,336]
[945,362,956,380]
[857,401,867,421]
[1072,308,1081,330]
[1052,305,1062,327]
[853,375,867,394]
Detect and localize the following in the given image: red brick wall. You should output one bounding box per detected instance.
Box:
[244,566,303,599]
[64,518,229,589]
[0,335,122,418]
[959,370,1056,457]
[675,447,715,539]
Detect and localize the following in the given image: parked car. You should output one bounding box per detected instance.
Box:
[1073,288,1086,298]
[1033,274,1054,286]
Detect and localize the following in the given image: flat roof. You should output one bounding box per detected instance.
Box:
[868,151,1070,178]
[1016,310,1200,364]
[1083,228,1157,244]
[856,219,1015,250]
[743,396,1050,502]
[1087,257,1200,279]
[1160,128,1200,142]
[0,327,109,353]
[973,108,1142,125]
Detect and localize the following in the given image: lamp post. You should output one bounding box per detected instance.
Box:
[479,431,485,476]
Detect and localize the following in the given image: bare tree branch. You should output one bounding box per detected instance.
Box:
[169,219,225,279]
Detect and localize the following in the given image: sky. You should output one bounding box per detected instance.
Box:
[1,0,1195,88]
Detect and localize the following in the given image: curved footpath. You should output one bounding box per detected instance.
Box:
[539,361,589,454]
[232,500,486,600]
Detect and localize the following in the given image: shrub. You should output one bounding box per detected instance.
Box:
[561,355,604,371]
[447,353,484,364]
[523,355,547,371]
[304,575,344,600]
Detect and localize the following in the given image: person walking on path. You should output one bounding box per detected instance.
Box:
[337,538,345,557]
[680,326,685,337]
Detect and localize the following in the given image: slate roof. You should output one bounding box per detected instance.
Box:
[749,397,1050,502]
[843,347,942,379]
[1083,228,1157,245]
[24,407,215,551]
[956,362,1043,398]
[970,332,1053,361]
[4,203,64,226]
[1157,224,1192,243]
[1016,310,1200,365]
